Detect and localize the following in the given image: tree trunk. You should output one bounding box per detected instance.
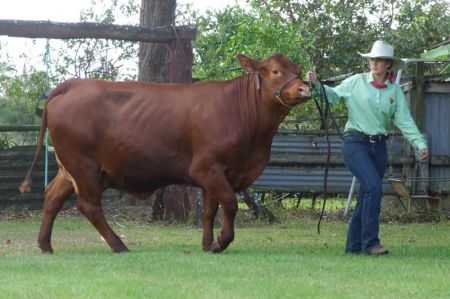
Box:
[138,0,176,82]
[187,187,203,227]
[241,190,277,223]
[139,0,176,220]
[151,187,166,221]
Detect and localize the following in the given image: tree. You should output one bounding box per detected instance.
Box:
[179,5,329,130]
[55,0,139,81]
[138,0,200,223]
[138,0,176,82]
[177,0,449,129]
[382,0,450,75]
[0,60,50,147]
[249,0,450,75]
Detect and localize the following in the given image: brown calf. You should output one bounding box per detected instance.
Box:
[20,53,311,253]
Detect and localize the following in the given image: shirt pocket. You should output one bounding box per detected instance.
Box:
[380,95,396,118]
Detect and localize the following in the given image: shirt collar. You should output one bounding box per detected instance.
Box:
[365,72,392,87]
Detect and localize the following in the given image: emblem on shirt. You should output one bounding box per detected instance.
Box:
[389,97,394,104]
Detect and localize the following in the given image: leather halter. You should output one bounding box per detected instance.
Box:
[255,72,301,109]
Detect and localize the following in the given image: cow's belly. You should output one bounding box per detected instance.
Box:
[102,150,195,192]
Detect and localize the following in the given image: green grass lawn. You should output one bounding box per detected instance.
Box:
[0,213,449,299]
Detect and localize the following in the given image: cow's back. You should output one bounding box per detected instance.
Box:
[46,79,199,191]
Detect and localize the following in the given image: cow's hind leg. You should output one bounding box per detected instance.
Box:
[202,191,219,251]
[75,177,128,253]
[76,197,128,253]
[38,170,74,253]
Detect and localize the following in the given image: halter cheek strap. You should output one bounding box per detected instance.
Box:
[255,72,300,109]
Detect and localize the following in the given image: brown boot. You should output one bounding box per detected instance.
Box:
[367,245,389,256]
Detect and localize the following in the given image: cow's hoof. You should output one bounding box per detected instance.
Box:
[39,245,54,254]
[210,240,222,253]
[202,238,214,251]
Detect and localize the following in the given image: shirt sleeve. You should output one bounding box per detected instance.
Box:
[314,76,353,107]
[392,87,428,151]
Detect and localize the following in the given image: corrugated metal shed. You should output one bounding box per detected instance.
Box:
[424,82,450,197]
[253,134,410,195]
[424,83,450,155]
[254,165,403,195]
[253,81,450,210]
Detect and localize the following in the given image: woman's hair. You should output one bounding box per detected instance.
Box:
[387,59,393,70]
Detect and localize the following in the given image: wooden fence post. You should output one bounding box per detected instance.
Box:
[410,62,426,194]
[414,62,425,130]
[168,38,194,83]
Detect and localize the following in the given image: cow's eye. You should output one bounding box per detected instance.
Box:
[272,70,279,75]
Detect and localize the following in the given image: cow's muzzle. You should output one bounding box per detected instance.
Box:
[256,72,306,109]
[298,85,312,98]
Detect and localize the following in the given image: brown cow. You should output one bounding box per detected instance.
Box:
[20,53,311,253]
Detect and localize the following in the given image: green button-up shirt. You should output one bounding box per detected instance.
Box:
[315,72,427,151]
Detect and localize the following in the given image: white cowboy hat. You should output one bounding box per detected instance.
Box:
[358,40,405,70]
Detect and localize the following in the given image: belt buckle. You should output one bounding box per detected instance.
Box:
[369,135,377,143]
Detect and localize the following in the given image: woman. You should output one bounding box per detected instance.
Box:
[307,40,428,256]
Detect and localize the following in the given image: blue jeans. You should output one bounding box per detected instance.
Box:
[342,132,387,253]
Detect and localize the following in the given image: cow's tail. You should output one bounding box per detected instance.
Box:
[19,106,48,193]
[19,80,71,193]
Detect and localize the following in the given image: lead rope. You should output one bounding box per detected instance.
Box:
[315,75,343,234]
[388,133,394,179]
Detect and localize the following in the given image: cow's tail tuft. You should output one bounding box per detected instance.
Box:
[19,80,71,193]
[19,107,48,193]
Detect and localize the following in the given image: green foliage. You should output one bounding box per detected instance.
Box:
[55,0,139,81]
[383,0,450,75]
[0,136,10,150]
[249,0,450,76]
[0,70,48,126]
[179,5,323,128]
[178,0,449,129]
[188,6,309,81]
[0,67,50,146]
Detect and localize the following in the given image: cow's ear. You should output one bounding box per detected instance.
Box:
[237,54,259,73]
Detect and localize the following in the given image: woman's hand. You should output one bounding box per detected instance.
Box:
[419,148,429,160]
[306,66,317,87]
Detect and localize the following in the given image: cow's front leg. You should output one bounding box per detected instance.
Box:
[193,165,238,253]
[202,191,219,251]
[210,195,237,253]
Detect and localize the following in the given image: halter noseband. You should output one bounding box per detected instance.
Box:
[255,72,301,109]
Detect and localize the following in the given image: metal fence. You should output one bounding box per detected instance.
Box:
[0,82,449,210]
[253,80,450,211]
[252,133,408,195]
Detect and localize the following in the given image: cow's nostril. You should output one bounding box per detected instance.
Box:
[300,87,311,97]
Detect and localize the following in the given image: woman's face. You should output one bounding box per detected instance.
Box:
[369,58,392,76]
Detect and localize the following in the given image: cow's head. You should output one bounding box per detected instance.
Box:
[237,53,311,108]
